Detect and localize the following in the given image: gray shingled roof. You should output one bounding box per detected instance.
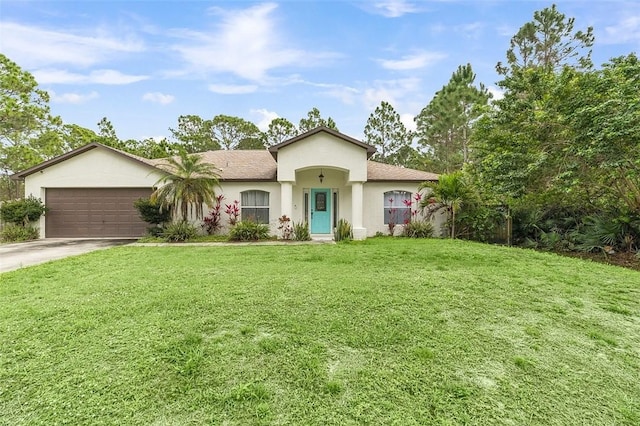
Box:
[153,150,437,182]
[367,161,438,181]
[13,142,438,183]
[150,150,277,181]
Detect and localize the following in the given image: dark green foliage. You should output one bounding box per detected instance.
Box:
[334,219,352,242]
[228,221,270,241]
[364,101,411,166]
[457,205,509,244]
[162,221,198,242]
[133,197,171,226]
[0,195,47,225]
[292,221,311,241]
[403,220,434,238]
[572,214,640,253]
[0,223,39,242]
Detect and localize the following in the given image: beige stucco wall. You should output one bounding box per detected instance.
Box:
[276,133,368,182]
[214,182,281,235]
[24,147,163,238]
[363,182,446,237]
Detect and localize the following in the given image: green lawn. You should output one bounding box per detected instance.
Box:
[1,239,639,425]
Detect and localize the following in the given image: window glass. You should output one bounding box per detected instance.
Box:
[241,190,269,224]
[384,190,412,224]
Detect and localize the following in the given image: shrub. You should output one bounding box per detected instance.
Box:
[134,197,171,226]
[0,196,48,225]
[334,219,353,242]
[403,220,434,238]
[229,221,270,241]
[292,221,311,241]
[1,224,39,242]
[162,221,198,242]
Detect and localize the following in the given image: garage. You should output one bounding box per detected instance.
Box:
[45,188,152,238]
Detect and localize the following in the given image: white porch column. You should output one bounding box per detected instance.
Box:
[351,181,366,240]
[280,181,293,218]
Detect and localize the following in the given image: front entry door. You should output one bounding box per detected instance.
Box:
[311,188,331,233]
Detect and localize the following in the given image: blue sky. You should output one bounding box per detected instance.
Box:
[1,1,639,142]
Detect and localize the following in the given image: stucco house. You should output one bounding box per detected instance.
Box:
[13,127,439,240]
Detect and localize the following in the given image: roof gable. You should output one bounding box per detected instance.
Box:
[12,142,159,179]
[268,126,376,159]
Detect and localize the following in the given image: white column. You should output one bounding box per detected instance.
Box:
[280,181,293,218]
[351,181,366,240]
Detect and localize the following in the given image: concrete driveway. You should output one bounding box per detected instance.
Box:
[0,239,133,273]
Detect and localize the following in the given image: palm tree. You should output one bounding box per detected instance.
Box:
[151,151,220,222]
[420,171,472,238]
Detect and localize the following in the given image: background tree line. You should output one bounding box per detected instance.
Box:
[2,4,639,254]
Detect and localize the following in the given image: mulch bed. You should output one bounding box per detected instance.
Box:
[557,250,640,271]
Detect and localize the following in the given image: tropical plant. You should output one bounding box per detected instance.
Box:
[292,221,311,241]
[162,221,198,242]
[403,220,434,238]
[334,219,353,242]
[0,195,48,225]
[225,200,240,226]
[151,151,220,222]
[420,172,473,238]
[202,194,225,235]
[228,221,270,241]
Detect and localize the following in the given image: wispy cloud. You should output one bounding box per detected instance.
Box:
[33,69,148,85]
[487,85,504,102]
[208,84,259,94]
[603,15,640,44]
[377,51,447,70]
[0,21,144,68]
[362,78,422,110]
[369,1,421,18]
[48,90,99,104]
[142,92,175,105]
[172,3,337,82]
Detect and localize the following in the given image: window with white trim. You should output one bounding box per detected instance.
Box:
[384,190,412,224]
[241,190,269,224]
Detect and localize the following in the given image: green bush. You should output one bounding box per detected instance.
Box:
[403,220,434,238]
[162,221,198,242]
[334,219,353,242]
[292,221,311,241]
[134,197,171,225]
[229,221,270,241]
[0,196,48,225]
[1,224,39,242]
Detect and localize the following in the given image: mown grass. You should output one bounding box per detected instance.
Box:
[1,238,639,425]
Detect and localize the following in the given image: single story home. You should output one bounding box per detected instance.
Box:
[13,126,440,240]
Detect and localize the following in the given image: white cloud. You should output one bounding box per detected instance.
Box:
[487,85,504,101]
[171,3,337,81]
[33,68,148,85]
[377,51,447,70]
[0,21,144,68]
[362,78,422,110]
[250,108,279,131]
[49,90,99,104]
[142,92,175,105]
[208,84,258,94]
[370,1,420,18]
[603,15,640,44]
[400,113,417,132]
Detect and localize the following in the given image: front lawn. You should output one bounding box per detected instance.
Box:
[1,239,639,425]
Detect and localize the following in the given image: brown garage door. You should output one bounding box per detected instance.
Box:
[45,188,152,238]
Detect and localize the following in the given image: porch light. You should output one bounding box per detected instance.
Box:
[318,169,324,183]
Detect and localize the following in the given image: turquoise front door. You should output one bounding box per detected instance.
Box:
[311,188,331,233]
